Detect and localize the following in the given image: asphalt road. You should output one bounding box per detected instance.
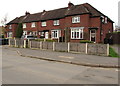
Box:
[2,47,118,84]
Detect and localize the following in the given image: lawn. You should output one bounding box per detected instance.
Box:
[109,47,120,58]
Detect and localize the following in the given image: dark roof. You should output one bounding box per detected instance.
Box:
[7,3,114,24]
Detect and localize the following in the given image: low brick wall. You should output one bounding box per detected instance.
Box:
[16,39,24,48]
[31,41,40,49]
[87,43,107,55]
[70,43,86,53]
[9,39,109,56]
[9,39,15,46]
[55,42,68,52]
[42,42,53,50]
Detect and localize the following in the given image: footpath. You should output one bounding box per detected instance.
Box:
[3,46,119,68]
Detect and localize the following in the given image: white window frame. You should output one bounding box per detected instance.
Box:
[51,30,61,39]
[23,23,26,28]
[9,25,12,29]
[72,16,80,23]
[31,22,36,28]
[41,21,46,27]
[7,32,12,38]
[53,20,59,26]
[71,27,84,39]
[105,17,107,24]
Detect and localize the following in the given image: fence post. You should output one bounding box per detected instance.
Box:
[24,40,26,48]
[86,43,88,54]
[29,41,32,48]
[53,42,55,51]
[107,44,109,56]
[28,39,30,48]
[15,39,17,47]
[68,42,70,52]
[9,39,11,46]
[40,41,42,49]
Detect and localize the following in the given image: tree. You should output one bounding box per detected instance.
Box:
[16,23,23,38]
[0,14,8,37]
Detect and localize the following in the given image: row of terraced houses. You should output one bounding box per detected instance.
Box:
[6,2,114,43]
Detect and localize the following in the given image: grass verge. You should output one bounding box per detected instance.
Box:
[109,47,120,58]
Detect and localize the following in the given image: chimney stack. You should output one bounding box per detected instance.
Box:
[68,1,74,8]
[25,11,30,15]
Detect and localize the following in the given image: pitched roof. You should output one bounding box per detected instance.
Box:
[7,3,114,24]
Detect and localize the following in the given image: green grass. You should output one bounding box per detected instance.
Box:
[109,47,120,57]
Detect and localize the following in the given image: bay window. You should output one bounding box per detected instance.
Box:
[71,27,84,39]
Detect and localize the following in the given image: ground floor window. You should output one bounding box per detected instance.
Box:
[51,30,61,39]
[7,32,13,38]
[70,27,84,39]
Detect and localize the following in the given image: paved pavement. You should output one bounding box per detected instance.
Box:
[3,46,119,68]
[2,47,118,84]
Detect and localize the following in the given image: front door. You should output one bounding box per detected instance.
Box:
[45,32,49,39]
[90,29,96,42]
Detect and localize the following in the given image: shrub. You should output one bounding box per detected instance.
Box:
[80,40,93,43]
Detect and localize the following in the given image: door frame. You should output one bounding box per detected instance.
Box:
[90,29,96,43]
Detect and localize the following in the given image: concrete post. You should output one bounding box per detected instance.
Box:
[15,39,17,47]
[29,41,32,48]
[53,42,55,51]
[40,41,42,49]
[86,43,88,54]
[9,39,11,46]
[68,42,70,52]
[107,44,109,56]
[24,40,26,48]
[44,38,46,42]
[28,39,30,47]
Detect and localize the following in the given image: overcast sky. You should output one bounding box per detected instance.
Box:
[0,0,119,26]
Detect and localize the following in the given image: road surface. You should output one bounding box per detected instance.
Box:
[2,46,118,84]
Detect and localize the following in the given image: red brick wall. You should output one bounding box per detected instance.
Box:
[6,14,113,43]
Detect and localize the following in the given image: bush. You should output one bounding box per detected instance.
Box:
[35,39,56,42]
[80,40,93,43]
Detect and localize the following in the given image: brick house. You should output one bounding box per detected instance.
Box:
[6,2,114,43]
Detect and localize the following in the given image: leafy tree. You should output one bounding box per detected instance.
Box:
[16,23,23,38]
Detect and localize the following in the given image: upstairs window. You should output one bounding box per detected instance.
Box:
[41,21,46,27]
[31,22,36,28]
[9,25,12,29]
[23,23,26,28]
[72,16,80,23]
[105,17,107,24]
[53,20,59,26]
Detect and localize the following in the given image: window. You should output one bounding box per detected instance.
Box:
[105,17,107,24]
[23,31,27,35]
[51,30,61,39]
[23,23,26,28]
[71,27,84,39]
[53,20,59,26]
[72,16,80,23]
[31,22,36,28]
[9,25,12,29]
[7,32,12,38]
[41,21,46,27]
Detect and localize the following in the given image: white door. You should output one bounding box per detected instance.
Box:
[90,29,96,42]
[45,32,49,39]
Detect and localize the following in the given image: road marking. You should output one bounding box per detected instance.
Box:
[58,56,74,59]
